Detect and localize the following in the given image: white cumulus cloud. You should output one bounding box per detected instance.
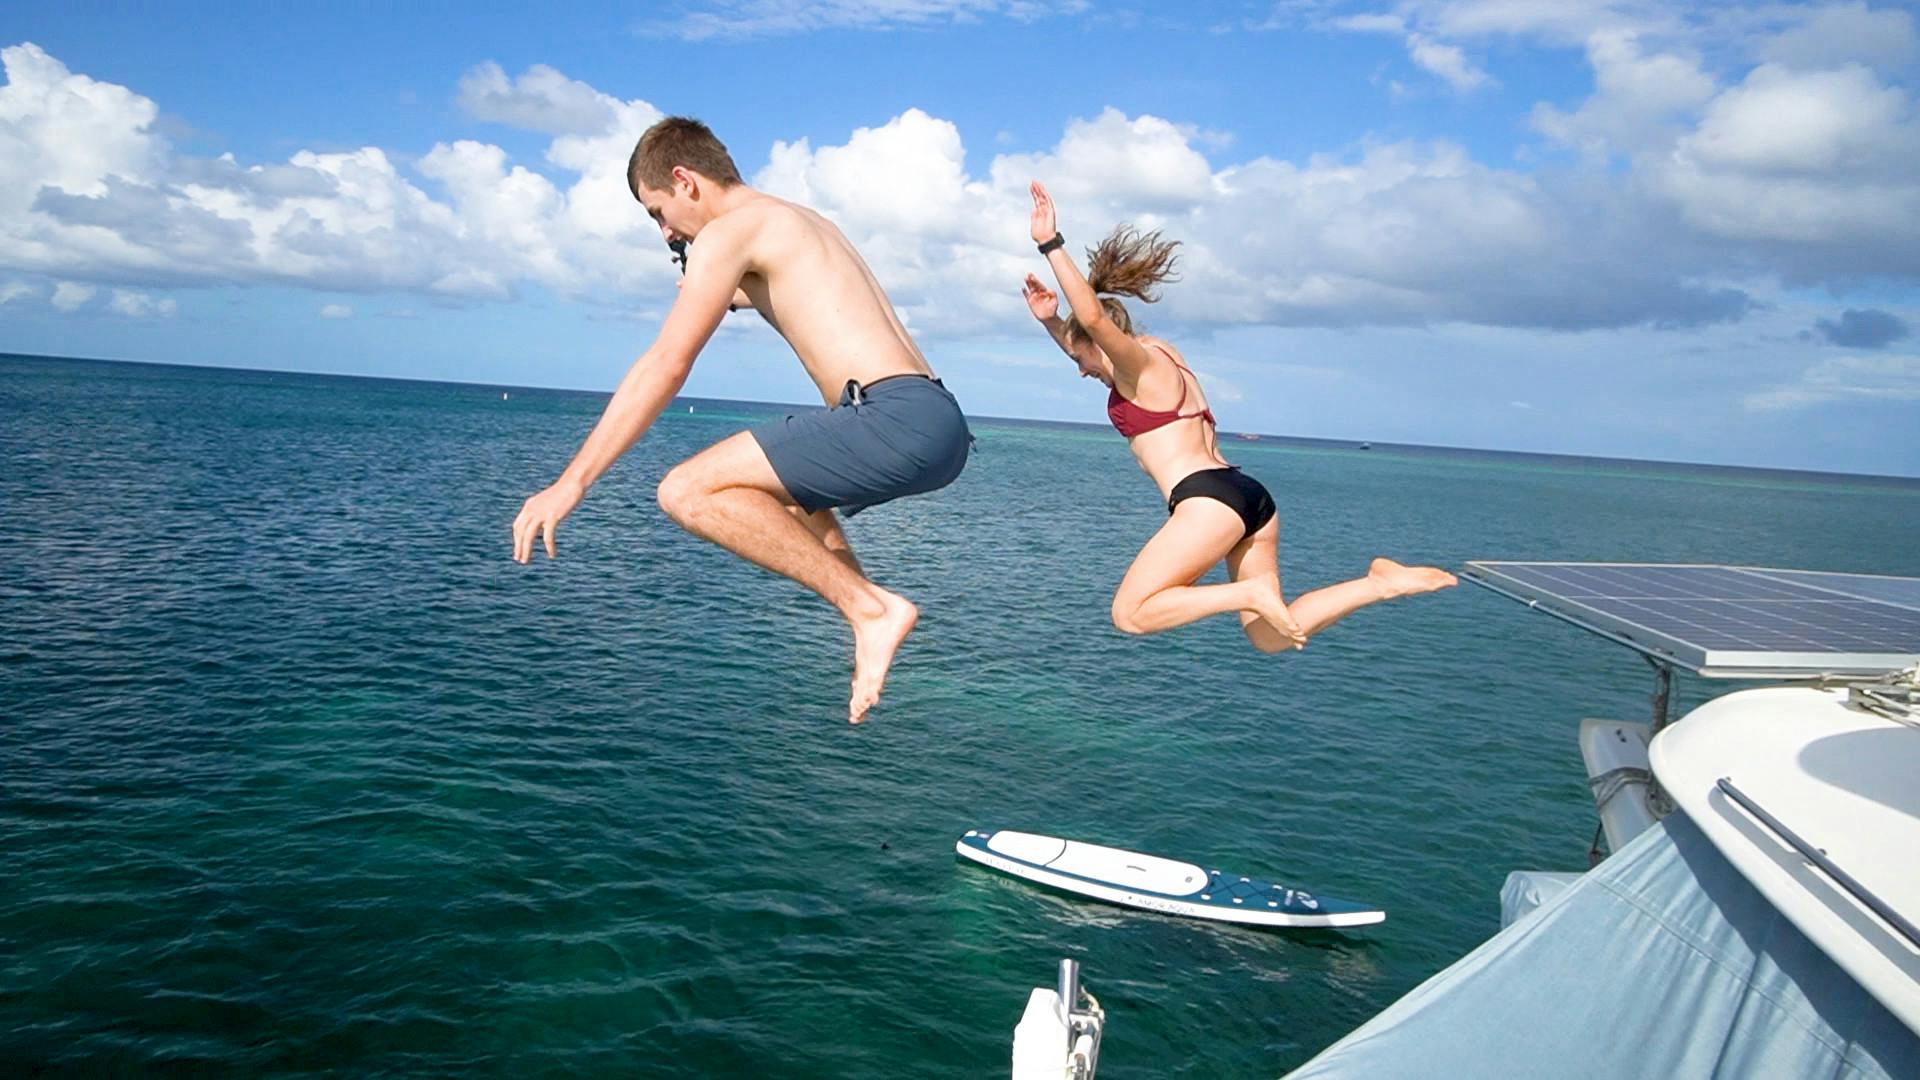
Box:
[456,61,621,135]
[654,0,1087,42]
[0,47,673,306]
[1680,62,1910,175]
[50,280,95,311]
[1651,63,1920,274]
[1745,354,1920,411]
[1397,0,1678,47]
[1329,5,1920,283]
[1531,29,1716,157]
[1328,10,1492,92]
[1,34,1915,348]
[760,109,980,238]
[991,108,1217,209]
[1407,33,1493,92]
[109,289,175,317]
[1761,2,1918,70]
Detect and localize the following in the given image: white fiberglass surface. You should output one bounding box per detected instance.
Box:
[1652,687,1920,1033]
[1050,841,1210,897]
[986,831,1067,865]
[987,832,1211,896]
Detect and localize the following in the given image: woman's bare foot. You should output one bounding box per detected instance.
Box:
[1368,558,1458,600]
[848,588,919,724]
[1248,576,1308,649]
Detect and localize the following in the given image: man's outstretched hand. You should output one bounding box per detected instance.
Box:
[512,480,585,563]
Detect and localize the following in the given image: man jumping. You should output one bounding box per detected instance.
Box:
[511,117,971,723]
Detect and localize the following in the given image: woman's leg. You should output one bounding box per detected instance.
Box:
[1110,499,1300,637]
[1226,521,1458,647]
[1222,518,1303,653]
[1290,559,1458,636]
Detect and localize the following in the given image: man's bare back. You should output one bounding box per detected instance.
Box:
[705,196,934,401]
[511,117,970,723]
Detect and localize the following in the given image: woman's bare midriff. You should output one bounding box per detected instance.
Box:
[1131,424,1233,499]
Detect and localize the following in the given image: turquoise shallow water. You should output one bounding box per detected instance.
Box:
[4,354,1918,1076]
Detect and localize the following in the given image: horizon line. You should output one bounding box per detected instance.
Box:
[6,349,1917,485]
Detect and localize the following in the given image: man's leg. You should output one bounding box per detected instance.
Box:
[655,431,912,724]
[794,506,863,576]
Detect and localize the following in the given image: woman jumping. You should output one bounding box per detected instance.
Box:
[1022,180,1455,651]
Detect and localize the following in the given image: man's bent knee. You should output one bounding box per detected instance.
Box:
[1111,603,1147,636]
[656,463,705,526]
[659,454,799,533]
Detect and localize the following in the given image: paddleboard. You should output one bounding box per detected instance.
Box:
[956,829,1384,929]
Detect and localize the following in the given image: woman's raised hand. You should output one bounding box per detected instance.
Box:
[1022,273,1058,321]
[1029,181,1057,245]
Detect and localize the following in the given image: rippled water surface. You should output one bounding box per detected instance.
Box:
[5,354,1917,1075]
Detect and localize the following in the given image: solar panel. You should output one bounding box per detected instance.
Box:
[1462,562,1920,677]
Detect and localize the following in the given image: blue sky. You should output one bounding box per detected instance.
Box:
[3,1,1918,476]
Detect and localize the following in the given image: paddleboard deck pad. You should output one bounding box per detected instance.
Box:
[956,829,1384,929]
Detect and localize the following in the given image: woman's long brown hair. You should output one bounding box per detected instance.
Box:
[1064,225,1181,348]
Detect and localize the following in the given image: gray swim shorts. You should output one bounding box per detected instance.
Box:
[750,374,971,516]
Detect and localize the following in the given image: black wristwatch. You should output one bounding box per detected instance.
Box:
[1037,233,1065,255]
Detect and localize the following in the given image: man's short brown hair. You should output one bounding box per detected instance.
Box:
[627,116,743,199]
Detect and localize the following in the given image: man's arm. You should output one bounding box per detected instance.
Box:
[677,281,754,313]
[560,234,745,484]
[511,219,749,562]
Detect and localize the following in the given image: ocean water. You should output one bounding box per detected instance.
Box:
[4,353,1917,1076]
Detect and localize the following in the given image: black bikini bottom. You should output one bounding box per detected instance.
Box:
[1166,466,1276,541]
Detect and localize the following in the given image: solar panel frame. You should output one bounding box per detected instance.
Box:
[1462,562,1920,677]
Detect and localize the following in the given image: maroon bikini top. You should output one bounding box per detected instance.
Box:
[1107,343,1217,438]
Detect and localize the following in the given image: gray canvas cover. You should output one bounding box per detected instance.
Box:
[1288,813,1919,1078]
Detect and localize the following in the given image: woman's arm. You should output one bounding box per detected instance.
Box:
[1029,181,1154,384]
[1021,273,1073,356]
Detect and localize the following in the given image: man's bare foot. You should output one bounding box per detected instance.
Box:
[1248,575,1308,649]
[848,588,919,724]
[1368,558,1458,600]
